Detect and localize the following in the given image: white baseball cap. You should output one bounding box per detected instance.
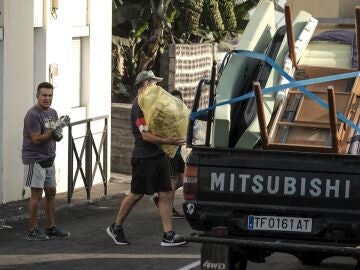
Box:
[135,70,163,85]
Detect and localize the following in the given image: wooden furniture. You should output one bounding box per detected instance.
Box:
[260,65,360,153]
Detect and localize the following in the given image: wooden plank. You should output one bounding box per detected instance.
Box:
[285,4,297,69]
[268,143,334,152]
[294,65,355,93]
[276,122,330,128]
[296,65,354,78]
[352,77,360,96]
[273,126,330,146]
[356,7,360,70]
[327,86,339,152]
[294,91,350,123]
[254,82,269,148]
[341,106,360,153]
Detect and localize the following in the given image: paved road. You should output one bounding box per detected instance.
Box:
[0,195,200,270]
[0,195,357,270]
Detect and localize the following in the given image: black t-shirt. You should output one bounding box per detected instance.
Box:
[131,97,163,158]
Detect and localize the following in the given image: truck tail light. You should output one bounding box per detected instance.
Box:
[183,165,198,200]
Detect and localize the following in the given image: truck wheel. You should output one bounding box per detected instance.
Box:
[297,252,327,265]
[230,249,248,270]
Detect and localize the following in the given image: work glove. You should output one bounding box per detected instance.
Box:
[54,115,71,129]
[52,126,63,142]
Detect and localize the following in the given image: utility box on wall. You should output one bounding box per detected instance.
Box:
[49,63,59,87]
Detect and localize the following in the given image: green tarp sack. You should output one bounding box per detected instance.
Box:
[138,85,190,158]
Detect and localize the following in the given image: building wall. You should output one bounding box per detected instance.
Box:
[0,0,4,203]
[87,0,112,119]
[287,0,359,18]
[0,0,112,203]
[339,0,360,18]
[2,0,35,203]
[86,0,112,186]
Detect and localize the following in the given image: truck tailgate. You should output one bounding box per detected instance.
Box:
[191,148,360,211]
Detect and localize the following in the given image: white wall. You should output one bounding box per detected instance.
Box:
[42,0,75,194]
[0,0,4,203]
[0,0,112,203]
[87,0,112,119]
[2,0,34,203]
[287,0,359,18]
[87,0,112,186]
[38,0,112,194]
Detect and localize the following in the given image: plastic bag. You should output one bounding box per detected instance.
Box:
[138,85,189,157]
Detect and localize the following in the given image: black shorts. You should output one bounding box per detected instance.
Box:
[169,154,185,176]
[131,154,172,195]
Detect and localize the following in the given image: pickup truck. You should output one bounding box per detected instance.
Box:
[181,35,360,270]
[179,2,360,269]
[182,137,360,269]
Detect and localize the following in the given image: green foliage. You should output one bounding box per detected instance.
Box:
[234,0,260,30]
[219,0,237,32]
[112,0,174,101]
[201,0,225,33]
[173,0,203,41]
[111,0,259,102]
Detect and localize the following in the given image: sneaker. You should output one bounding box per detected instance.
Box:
[26,228,49,241]
[161,231,187,247]
[172,208,184,219]
[153,195,159,209]
[45,227,70,238]
[106,223,129,245]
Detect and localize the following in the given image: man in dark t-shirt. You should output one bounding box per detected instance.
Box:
[22,82,70,241]
[106,70,187,247]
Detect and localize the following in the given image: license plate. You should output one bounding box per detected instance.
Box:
[247,215,312,233]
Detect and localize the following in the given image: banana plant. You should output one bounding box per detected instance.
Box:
[112,0,176,99]
[112,0,263,102]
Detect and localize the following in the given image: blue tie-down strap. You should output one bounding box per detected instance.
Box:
[189,50,360,133]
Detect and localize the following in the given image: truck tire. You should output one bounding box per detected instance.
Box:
[296,252,328,265]
[230,248,248,270]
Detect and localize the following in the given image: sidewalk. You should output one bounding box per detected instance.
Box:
[0,172,131,227]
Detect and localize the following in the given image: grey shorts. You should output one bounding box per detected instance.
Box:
[23,163,56,189]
